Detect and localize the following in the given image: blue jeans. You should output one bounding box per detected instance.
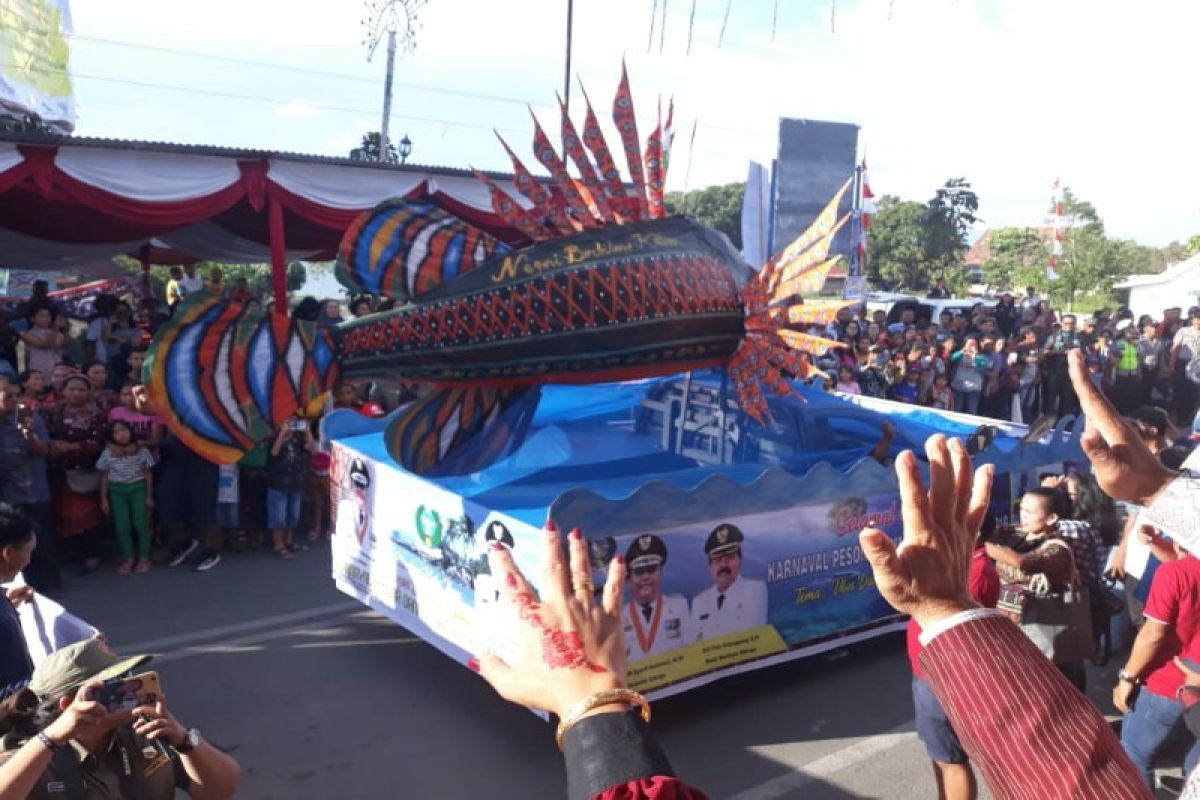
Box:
[954,390,981,415]
[1120,688,1200,787]
[266,488,303,530]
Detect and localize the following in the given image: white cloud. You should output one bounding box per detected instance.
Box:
[63,0,1200,245]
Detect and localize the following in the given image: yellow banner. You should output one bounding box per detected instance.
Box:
[626,624,789,693]
[0,0,74,129]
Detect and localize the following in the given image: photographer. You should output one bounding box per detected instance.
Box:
[0,639,239,799]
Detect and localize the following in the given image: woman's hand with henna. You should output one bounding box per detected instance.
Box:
[472,521,628,719]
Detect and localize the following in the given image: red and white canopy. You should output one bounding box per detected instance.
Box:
[0,135,530,304]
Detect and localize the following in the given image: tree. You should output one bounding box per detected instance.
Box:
[665,182,744,249]
[980,227,1050,291]
[117,258,309,304]
[865,196,930,290]
[1048,187,1131,309]
[1188,234,1200,256]
[354,132,399,164]
[921,178,979,288]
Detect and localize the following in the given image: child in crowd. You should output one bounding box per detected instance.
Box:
[108,381,164,454]
[928,373,953,410]
[890,368,923,404]
[267,413,315,559]
[97,420,155,574]
[834,365,861,395]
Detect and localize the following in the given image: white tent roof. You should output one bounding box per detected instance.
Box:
[1115,252,1200,289]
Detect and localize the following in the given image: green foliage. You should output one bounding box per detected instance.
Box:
[356,132,399,164]
[665,182,744,250]
[116,258,309,304]
[865,178,978,292]
[1188,234,1200,256]
[980,227,1050,291]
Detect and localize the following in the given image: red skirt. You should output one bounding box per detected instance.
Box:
[53,475,102,538]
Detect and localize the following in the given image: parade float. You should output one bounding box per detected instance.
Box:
[145,69,1086,700]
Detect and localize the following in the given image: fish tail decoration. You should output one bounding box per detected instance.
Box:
[496,133,579,236]
[557,93,615,223]
[613,63,650,220]
[145,294,340,464]
[335,200,511,304]
[473,170,550,243]
[384,386,541,476]
[643,98,666,219]
[530,109,601,228]
[727,178,855,422]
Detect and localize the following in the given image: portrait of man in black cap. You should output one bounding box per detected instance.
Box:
[622,534,693,660]
[691,523,768,641]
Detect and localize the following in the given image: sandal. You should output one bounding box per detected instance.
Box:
[287,542,309,553]
[273,548,295,560]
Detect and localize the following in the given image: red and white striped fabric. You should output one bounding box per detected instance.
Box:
[0,142,529,271]
[921,612,1150,800]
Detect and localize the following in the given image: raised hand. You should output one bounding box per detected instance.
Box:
[1068,349,1174,507]
[859,435,994,629]
[472,521,627,718]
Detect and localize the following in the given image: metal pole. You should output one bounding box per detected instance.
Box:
[380,27,397,162]
[849,162,863,277]
[563,0,574,114]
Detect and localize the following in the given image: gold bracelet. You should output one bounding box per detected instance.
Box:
[554,688,650,751]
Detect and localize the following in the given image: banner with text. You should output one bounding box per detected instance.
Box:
[0,0,74,131]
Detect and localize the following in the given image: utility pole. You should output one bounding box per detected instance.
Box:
[380,28,397,162]
[362,0,424,163]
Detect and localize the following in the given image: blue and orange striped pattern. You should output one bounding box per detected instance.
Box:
[335,201,510,303]
[145,294,340,465]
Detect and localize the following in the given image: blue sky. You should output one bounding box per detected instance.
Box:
[61,0,1200,247]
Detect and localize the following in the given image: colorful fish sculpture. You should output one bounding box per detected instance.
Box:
[146,66,857,477]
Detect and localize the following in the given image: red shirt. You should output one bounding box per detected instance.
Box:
[1142,555,1200,698]
[907,546,1000,679]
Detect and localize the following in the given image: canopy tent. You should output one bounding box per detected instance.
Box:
[0,132,533,309]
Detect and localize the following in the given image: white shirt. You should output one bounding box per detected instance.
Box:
[179,275,205,295]
[623,594,693,661]
[691,575,768,642]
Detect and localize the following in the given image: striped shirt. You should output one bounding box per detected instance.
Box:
[96,446,154,485]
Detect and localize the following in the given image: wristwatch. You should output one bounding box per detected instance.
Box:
[1118,669,1143,686]
[175,728,202,754]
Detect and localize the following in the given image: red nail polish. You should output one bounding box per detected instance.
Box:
[491,542,505,551]
[467,658,480,672]
[570,528,582,540]
[545,519,559,532]
[615,554,625,565]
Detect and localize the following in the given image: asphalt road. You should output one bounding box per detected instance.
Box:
[53,543,1189,799]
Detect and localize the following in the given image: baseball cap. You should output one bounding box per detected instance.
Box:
[29,639,152,702]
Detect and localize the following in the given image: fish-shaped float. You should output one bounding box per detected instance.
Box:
[146,67,858,476]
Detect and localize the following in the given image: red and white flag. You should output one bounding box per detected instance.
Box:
[1048,177,1062,280]
[857,160,875,262]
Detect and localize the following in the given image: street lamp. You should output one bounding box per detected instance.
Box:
[361,0,425,163]
[398,134,412,164]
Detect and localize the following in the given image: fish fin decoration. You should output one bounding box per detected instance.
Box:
[474,170,551,242]
[643,98,666,219]
[772,328,846,354]
[530,110,601,228]
[580,84,632,217]
[336,200,511,304]
[496,133,579,236]
[785,299,863,327]
[558,94,616,223]
[145,294,340,465]
[384,386,541,476]
[613,63,650,220]
[770,255,844,302]
[760,177,852,295]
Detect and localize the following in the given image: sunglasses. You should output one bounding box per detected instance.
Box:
[631,564,660,577]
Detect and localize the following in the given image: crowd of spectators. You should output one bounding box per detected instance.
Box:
[811,286,1200,432]
[0,266,397,594]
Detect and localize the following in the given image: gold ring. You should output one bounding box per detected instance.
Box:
[573,582,595,594]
